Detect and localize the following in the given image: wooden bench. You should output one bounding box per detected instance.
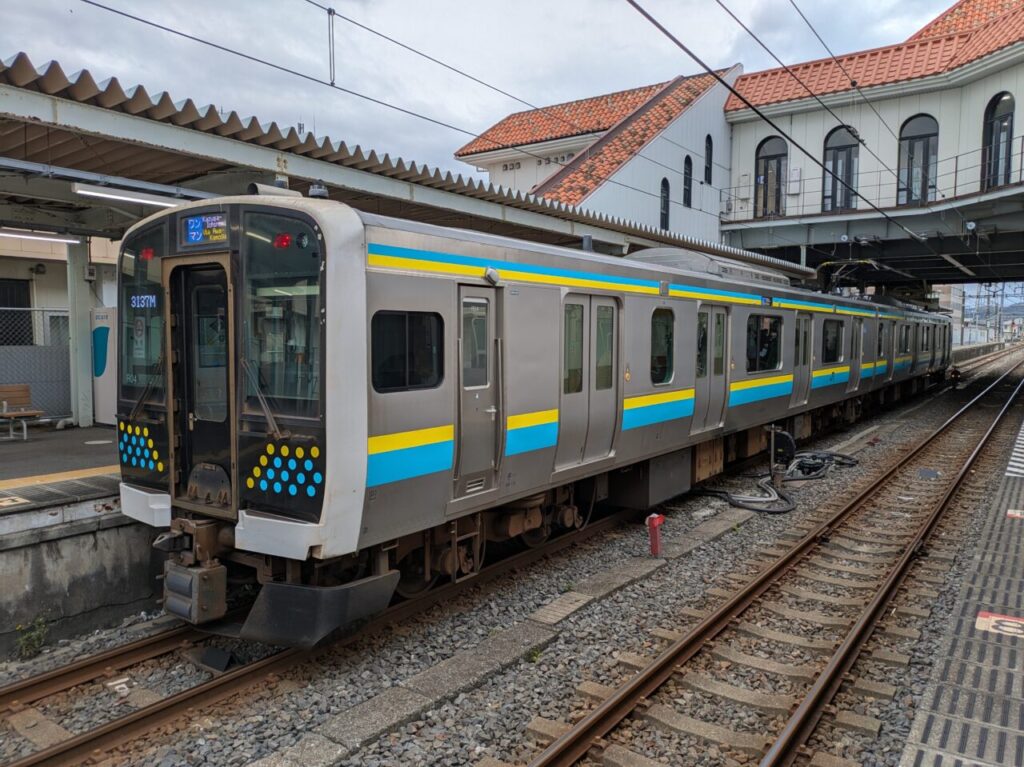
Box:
[0,384,44,441]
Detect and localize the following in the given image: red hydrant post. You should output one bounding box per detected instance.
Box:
[646,513,665,557]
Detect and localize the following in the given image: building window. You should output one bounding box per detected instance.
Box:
[983,92,1014,190]
[704,135,713,185]
[563,303,583,394]
[659,177,670,229]
[755,136,787,218]
[822,126,859,212]
[898,115,938,206]
[683,156,693,209]
[746,315,782,372]
[651,308,674,385]
[371,311,443,392]
[822,319,844,363]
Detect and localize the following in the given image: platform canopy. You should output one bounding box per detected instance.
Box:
[0,52,812,281]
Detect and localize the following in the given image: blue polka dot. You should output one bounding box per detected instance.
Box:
[259,479,268,491]
[267,468,275,480]
[281,470,290,481]
[297,473,305,484]
[144,448,150,459]
[131,456,137,466]
[288,458,296,471]
[306,485,316,497]
[132,435,138,445]
[288,484,297,496]
[273,482,282,493]
[136,446,142,456]
[304,459,313,471]
[120,453,127,463]
[313,472,323,484]
[274,456,282,468]
[148,461,155,470]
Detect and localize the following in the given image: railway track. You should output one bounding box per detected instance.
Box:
[526,358,1024,767]
[0,508,638,767]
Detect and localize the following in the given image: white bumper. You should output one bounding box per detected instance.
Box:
[119,482,172,527]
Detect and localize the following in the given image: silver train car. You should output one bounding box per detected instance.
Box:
[116,195,950,646]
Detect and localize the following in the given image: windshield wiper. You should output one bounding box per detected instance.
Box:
[128,352,165,423]
[240,357,284,441]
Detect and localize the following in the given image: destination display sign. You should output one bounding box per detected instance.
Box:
[183,212,228,245]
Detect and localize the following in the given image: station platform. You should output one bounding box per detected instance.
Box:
[0,425,119,515]
[900,419,1024,766]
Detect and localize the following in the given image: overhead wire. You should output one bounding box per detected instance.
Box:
[80,0,831,259]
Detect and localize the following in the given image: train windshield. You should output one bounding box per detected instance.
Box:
[242,212,322,419]
[119,225,166,405]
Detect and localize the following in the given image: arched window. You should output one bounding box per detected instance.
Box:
[822,126,859,212]
[983,92,1014,190]
[704,135,713,184]
[683,156,693,208]
[897,114,938,205]
[659,177,670,230]
[755,136,787,218]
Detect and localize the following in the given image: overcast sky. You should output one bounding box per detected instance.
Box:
[3,0,952,179]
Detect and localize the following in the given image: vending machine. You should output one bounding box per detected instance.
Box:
[91,307,117,425]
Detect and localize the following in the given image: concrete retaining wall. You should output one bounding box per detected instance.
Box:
[952,341,1008,364]
[0,502,161,657]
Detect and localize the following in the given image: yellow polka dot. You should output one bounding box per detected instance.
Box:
[143,427,149,438]
[310,446,320,458]
[157,462,164,472]
[135,426,141,435]
[260,455,268,466]
[119,422,125,431]
[295,447,304,459]
[253,466,261,478]
[266,444,275,455]
[246,477,254,489]
[147,439,154,448]
[281,445,289,457]
[152,450,159,460]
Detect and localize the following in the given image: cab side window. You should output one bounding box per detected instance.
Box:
[746,314,781,372]
[371,311,443,392]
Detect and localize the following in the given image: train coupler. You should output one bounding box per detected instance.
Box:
[163,560,228,624]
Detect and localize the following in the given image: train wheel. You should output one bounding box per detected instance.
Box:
[521,524,550,548]
[395,549,438,599]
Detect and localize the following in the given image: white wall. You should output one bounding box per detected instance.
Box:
[471,135,595,192]
[0,236,119,310]
[727,59,1024,220]
[585,67,741,242]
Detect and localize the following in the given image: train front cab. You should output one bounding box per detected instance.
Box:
[117,200,396,647]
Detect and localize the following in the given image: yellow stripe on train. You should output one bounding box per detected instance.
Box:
[367,424,455,455]
[623,388,695,410]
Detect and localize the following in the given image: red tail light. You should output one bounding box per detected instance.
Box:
[140,247,155,261]
[272,233,293,249]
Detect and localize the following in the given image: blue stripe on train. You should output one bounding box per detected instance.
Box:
[505,422,559,456]
[811,371,851,389]
[367,440,454,487]
[622,398,695,430]
[728,380,794,407]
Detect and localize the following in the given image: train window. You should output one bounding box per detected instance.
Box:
[595,305,614,390]
[877,323,886,357]
[243,212,322,418]
[746,314,781,372]
[119,224,166,404]
[923,325,932,351]
[462,299,489,388]
[899,325,911,353]
[564,304,584,393]
[696,312,708,378]
[822,319,844,364]
[651,308,674,384]
[794,318,801,367]
[371,311,443,392]
[714,314,726,375]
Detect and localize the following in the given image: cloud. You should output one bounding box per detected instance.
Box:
[1,0,953,179]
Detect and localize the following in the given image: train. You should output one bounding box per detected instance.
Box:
[116,192,951,646]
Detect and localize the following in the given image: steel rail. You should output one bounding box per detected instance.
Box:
[761,369,1024,766]
[5,508,638,767]
[529,358,1024,767]
[0,625,203,713]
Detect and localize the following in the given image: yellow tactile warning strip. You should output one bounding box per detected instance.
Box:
[0,464,120,492]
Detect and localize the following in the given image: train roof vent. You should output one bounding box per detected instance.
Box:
[627,248,791,286]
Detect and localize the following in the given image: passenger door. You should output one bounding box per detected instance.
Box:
[166,259,235,518]
[885,321,896,382]
[790,312,812,406]
[583,297,618,462]
[847,318,863,391]
[692,306,728,432]
[456,286,499,496]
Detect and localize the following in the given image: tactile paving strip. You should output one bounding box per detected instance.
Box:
[0,474,120,514]
[901,434,1024,766]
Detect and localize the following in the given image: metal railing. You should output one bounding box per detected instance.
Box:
[0,307,71,418]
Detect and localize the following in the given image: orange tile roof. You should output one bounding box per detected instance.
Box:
[909,0,1021,40]
[725,4,1024,112]
[454,81,670,157]
[535,73,719,207]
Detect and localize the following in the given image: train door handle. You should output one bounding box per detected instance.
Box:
[484,406,497,420]
[188,412,196,431]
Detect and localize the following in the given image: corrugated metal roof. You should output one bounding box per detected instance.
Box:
[0,51,811,276]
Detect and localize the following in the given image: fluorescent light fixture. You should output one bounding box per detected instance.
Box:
[0,229,81,244]
[72,182,180,208]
